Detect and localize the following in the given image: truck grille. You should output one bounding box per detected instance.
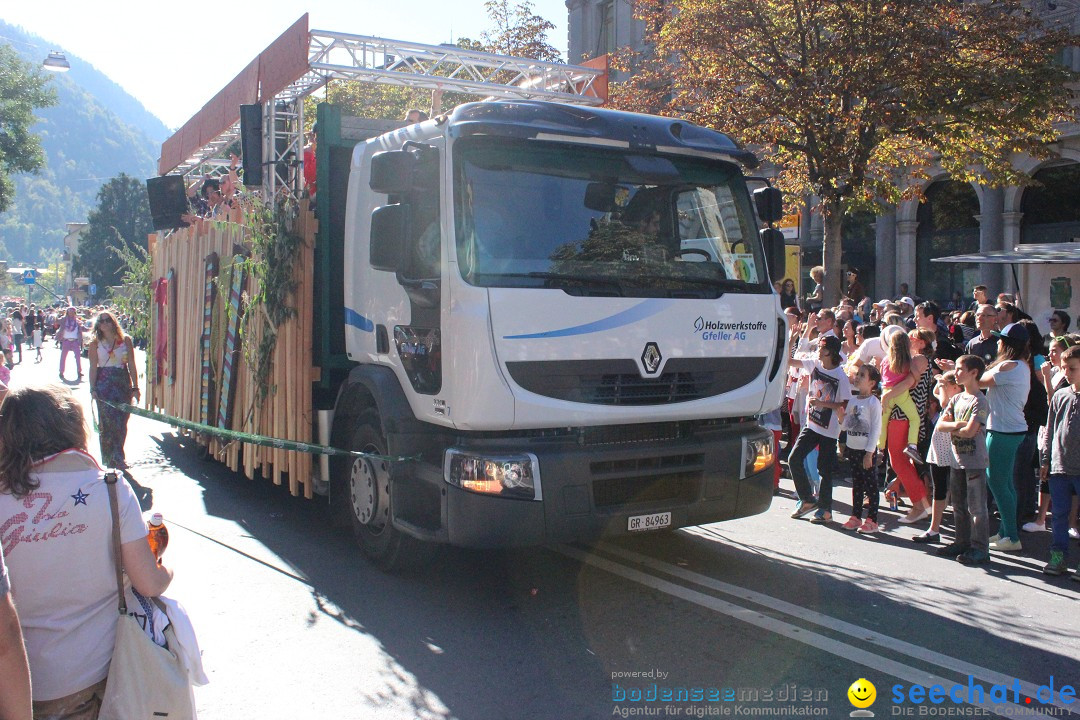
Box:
[590,453,704,508]
[506,357,765,406]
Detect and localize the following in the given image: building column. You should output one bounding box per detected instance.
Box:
[977,186,1006,295]
[1001,211,1024,298]
[566,0,589,63]
[896,219,919,297]
[873,207,896,299]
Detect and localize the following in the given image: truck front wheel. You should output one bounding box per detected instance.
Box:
[345,412,429,570]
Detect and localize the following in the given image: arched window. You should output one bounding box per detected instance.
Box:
[1021,163,1080,244]
[916,180,980,303]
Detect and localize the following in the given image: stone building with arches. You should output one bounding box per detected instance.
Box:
[566,0,1080,304]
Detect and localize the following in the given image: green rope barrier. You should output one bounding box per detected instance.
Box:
[96,399,417,463]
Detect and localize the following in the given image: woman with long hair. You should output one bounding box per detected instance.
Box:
[89,311,141,470]
[779,278,798,311]
[58,306,85,382]
[841,318,861,358]
[0,385,171,717]
[878,326,931,524]
[978,322,1032,552]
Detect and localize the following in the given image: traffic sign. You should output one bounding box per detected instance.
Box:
[21,269,37,285]
[90,284,97,296]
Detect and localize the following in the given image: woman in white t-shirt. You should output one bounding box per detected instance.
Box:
[0,385,172,715]
[979,322,1032,553]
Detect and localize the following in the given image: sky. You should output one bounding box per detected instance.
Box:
[1,0,571,131]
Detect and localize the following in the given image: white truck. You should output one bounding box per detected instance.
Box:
[319,99,789,567]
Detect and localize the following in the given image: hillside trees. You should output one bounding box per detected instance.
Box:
[614,0,1078,305]
[0,43,57,213]
[72,173,153,291]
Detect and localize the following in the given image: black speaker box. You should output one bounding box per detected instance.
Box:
[146,175,189,231]
[240,104,263,186]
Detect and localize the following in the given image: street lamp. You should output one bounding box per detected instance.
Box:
[42,51,70,72]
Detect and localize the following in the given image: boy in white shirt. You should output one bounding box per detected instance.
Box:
[789,336,851,523]
[841,365,882,533]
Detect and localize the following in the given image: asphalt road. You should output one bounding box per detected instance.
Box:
[10,342,1079,720]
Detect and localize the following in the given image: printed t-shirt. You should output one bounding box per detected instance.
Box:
[946,392,989,470]
[0,452,147,701]
[842,394,881,451]
[804,363,851,439]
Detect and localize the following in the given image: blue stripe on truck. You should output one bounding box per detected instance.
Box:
[503,298,668,339]
[344,307,375,332]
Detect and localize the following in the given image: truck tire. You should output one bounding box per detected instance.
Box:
[345,411,431,571]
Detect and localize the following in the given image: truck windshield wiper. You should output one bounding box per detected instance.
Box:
[632,275,751,290]
[470,271,625,286]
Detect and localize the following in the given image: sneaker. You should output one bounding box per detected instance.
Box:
[899,506,930,525]
[912,531,941,544]
[990,538,1022,552]
[903,444,924,465]
[842,516,862,530]
[810,510,832,525]
[936,543,968,558]
[989,533,1002,544]
[1043,550,1068,576]
[1022,521,1048,533]
[791,500,818,519]
[856,518,879,534]
[1070,528,1080,541]
[957,549,991,566]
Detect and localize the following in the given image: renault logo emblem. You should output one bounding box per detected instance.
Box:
[641,342,662,375]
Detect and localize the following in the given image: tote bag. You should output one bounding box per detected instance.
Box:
[98,472,195,720]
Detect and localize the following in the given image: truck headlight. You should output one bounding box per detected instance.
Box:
[444,450,542,500]
[742,437,775,479]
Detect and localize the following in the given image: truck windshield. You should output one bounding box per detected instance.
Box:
[452,138,768,296]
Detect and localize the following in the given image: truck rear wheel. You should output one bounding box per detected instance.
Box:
[345,411,430,570]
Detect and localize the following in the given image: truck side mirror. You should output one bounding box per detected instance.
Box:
[370,205,408,272]
[752,187,784,224]
[760,228,787,284]
[369,151,416,195]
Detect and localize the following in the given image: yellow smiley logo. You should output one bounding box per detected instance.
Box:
[848,678,876,708]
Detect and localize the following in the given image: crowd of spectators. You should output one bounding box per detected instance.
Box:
[777,274,1080,579]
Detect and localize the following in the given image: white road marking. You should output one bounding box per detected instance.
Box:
[557,544,1075,719]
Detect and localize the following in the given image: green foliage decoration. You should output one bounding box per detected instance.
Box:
[233,192,304,405]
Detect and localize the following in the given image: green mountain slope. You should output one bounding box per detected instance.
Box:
[0,20,166,264]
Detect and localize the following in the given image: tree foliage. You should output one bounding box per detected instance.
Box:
[310,0,561,123]
[613,0,1078,303]
[72,173,153,291]
[0,43,57,214]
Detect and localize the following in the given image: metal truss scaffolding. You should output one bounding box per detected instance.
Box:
[170,21,606,198]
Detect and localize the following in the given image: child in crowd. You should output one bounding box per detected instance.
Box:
[789,335,851,523]
[935,355,992,566]
[915,372,963,544]
[1040,345,1080,579]
[1027,335,1075,532]
[877,325,924,465]
[841,365,882,533]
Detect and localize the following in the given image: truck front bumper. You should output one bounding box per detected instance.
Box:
[415,420,774,548]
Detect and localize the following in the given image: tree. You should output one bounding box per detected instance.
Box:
[0,44,57,213]
[473,0,562,63]
[313,0,561,122]
[614,0,1077,305]
[72,174,153,291]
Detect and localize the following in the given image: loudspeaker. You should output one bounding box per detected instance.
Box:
[146,176,189,231]
[240,104,263,186]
